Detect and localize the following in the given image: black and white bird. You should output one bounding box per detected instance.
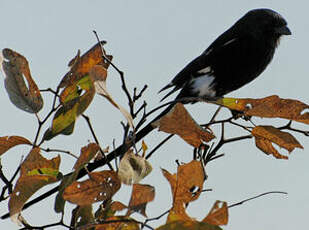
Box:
[159,8,291,102]
[135,8,291,142]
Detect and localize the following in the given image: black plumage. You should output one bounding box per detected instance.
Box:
[160,8,291,102]
[134,8,291,144]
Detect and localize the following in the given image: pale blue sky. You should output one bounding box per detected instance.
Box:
[1,1,309,229]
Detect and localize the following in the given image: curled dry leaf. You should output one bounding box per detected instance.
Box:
[9,148,60,225]
[111,201,128,212]
[252,126,303,159]
[63,170,121,206]
[95,200,128,221]
[127,184,155,217]
[71,205,94,229]
[0,136,31,156]
[73,143,100,171]
[153,103,215,147]
[118,149,152,185]
[55,143,100,213]
[58,41,112,88]
[216,95,309,125]
[162,160,204,204]
[156,220,223,230]
[203,200,228,226]
[162,160,204,223]
[1,48,43,113]
[43,75,95,141]
[54,172,79,213]
[94,216,140,230]
[89,65,134,128]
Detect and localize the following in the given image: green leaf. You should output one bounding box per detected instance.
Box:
[43,75,95,141]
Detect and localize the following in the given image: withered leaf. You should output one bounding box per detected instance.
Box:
[162,161,204,223]
[95,200,127,221]
[162,160,204,205]
[9,148,60,225]
[252,126,303,159]
[111,201,128,212]
[127,184,155,217]
[71,205,94,229]
[54,172,78,213]
[118,149,152,185]
[58,41,112,89]
[216,95,309,125]
[1,48,43,113]
[43,75,95,141]
[55,143,100,214]
[63,171,121,206]
[255,137,288,160]
[156,220,223,230]
[73,143,100,171]
[153,103,215,147]
[95,216,139,230]
[89,65,134,128]
[203,200,228,226]
[0,136,31,156]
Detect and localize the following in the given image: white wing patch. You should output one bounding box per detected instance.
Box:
[197,66,211,74]
[190,74,216,97]
[222,38,237,47]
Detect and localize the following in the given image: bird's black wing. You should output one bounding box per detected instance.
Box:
[159,27,239,101]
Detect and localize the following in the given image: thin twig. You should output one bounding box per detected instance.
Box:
[133,85,148,102]
[41,148,78,159]
[93,30,135,117]
[228,191,288,208]
[33,88,60,146]
[278,120,309,136]
[208,106,222,124]
[142,209,170,229]
[133,101,147,118]
[146,134,174,159]
[82,114,114,170]
[19,220,72,230]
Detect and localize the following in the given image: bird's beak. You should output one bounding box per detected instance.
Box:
[275,25,291,35]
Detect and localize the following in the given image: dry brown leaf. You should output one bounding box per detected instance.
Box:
[255,137,288,159]
[58,41,112,88]
[118,149,152,185]
[166,208,193,223]
[89,65,134,128]
[9,148,60,225]
[162,160,204,223]
[1,48,43,113]
[163,160,204,205]
[95,216,139,230]
[203,201,228,226]
[0,136,31,156]
[110,201,127,212]
[127,184,155,217]
[71,205,94,229]
[157,220,223,230]
[216,95,309,125]
[153,103,215,147]
[73,143,100,171]
[63,171,121,206]
[252,126,303,159]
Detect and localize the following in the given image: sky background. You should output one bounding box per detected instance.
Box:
[1,1,309,229]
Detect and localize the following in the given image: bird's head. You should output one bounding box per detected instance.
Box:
[235,8,291,45]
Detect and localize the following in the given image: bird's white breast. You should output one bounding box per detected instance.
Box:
[190,74,216,97]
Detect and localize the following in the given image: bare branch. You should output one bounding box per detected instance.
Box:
[228,191,288,208]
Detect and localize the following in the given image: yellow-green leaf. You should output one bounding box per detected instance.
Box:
[9,148,61,224]
[43,75,95,141]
